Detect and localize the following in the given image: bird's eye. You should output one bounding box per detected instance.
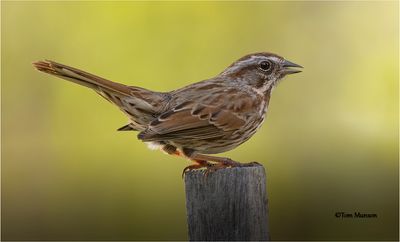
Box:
[259,61,272,71]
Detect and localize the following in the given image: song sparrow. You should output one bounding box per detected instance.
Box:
[33,52,302,175]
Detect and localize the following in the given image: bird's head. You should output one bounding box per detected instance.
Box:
[220,52,302,92]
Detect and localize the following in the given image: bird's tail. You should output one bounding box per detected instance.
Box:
[33,60,167,131]
[33,60,132,96]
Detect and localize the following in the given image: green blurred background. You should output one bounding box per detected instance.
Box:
[1,1,398,241]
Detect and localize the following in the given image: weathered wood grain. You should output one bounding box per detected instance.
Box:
[184,165,269,241]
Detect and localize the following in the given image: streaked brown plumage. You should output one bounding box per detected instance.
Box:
[33,52,302,175]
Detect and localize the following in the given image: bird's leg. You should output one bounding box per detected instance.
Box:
[190,153,260,174]
[162,145,213,177]
[162,144,181,156]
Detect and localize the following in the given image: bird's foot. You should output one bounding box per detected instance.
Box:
[182,160,212,178]
[219,158,260,168]
[203,159,261,176]
[203,162,227,177]
[239,161,262,167]
[182,157,262,178]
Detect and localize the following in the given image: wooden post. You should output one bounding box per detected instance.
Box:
[184,164,269,241]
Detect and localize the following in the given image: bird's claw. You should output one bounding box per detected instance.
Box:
[182,161,212,178]
[240,161,261,167]
[182,160,262,179]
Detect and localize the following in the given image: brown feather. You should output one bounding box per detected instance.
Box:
[33,60,132,96]
[138,88,258,143]
[33,60,168,130]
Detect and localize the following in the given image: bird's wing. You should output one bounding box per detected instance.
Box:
[138,89,260,142]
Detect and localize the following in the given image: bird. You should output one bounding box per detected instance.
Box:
[33,52,302,175]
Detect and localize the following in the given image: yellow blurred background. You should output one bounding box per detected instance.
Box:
[1,1,398,240]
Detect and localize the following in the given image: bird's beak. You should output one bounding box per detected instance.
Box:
[282,60,303,75]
